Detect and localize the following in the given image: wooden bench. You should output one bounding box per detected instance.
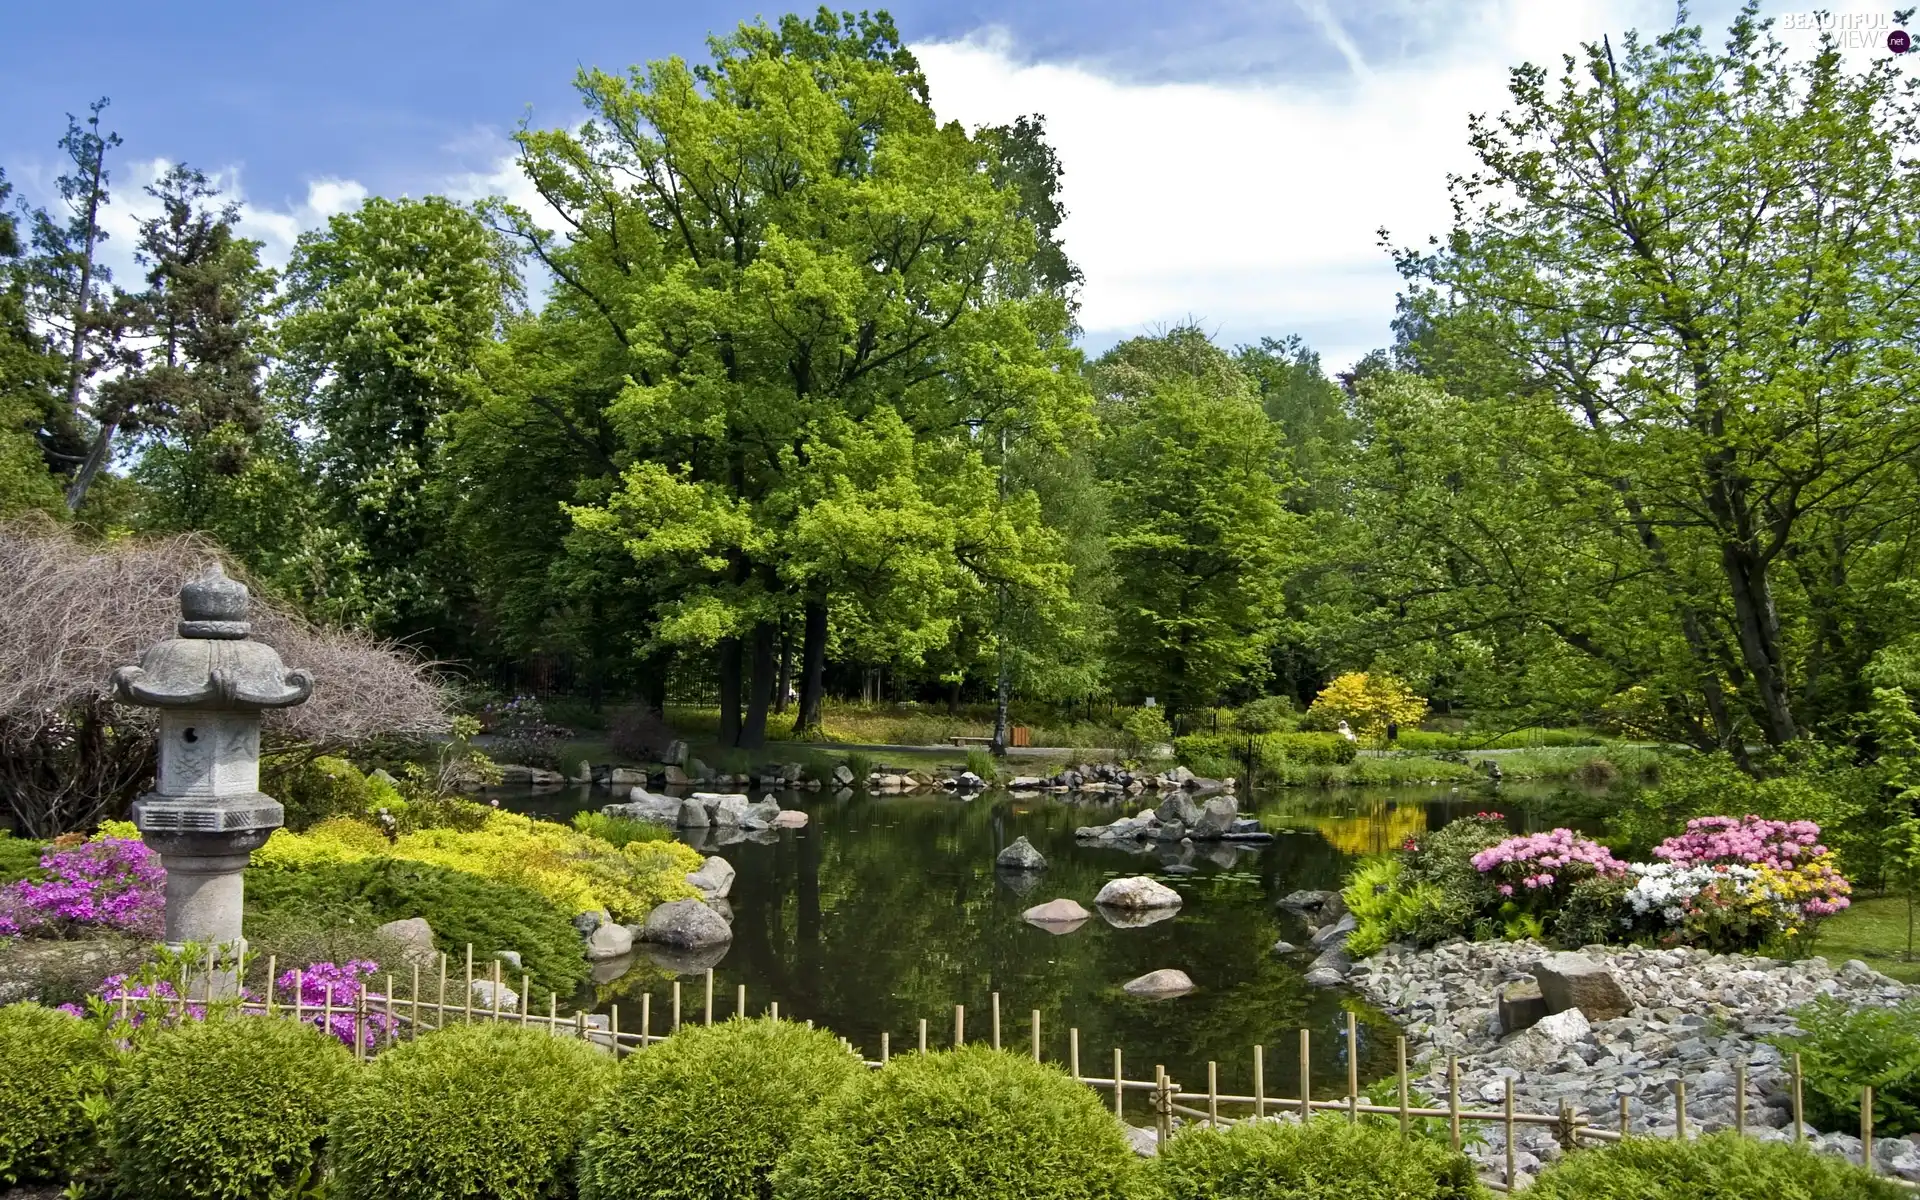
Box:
[948,735,994,747]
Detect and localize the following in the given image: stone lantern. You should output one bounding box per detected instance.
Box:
[113,565,312,992]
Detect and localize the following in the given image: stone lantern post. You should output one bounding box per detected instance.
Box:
[113,565,312,992]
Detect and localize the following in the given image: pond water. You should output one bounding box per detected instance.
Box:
[505,781,1613,1101]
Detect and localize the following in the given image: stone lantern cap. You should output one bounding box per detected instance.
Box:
[111,565,313,711]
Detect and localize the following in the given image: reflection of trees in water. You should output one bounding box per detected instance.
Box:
[1315,805,1428,858]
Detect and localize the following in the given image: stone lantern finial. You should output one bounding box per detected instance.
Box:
[112,565,314,990]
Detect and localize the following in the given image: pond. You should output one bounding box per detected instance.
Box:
[505,780,1614,1102]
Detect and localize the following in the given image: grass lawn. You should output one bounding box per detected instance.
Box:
[1819,894,1920,984]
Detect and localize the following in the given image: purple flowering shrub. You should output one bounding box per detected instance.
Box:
[275,960,395,1051]
[0,837,163,940]
[1652,815,1825,870]
[1470,828,1628,900]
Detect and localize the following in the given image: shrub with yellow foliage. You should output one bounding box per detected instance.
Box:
[252,811,702,923]
[1304,672,1429,741]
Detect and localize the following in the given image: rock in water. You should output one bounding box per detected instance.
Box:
[1189,796,1240,839]
[1156,794,1201,827]
[640,899,735,948]
[770,809,809,828]
[686,856,736,899]
[585,921,634,961]
[375,917,440,966]
[1123,969,1196,999]
[699,793,752,826]
[571,910,608,936]
[996,836,1048,872]
[1309,912,1358,949]
[1276,889,1337,913]
[1270,940,1298,955]
[1533,952,1631,1021]
[1023,898,1091,926]
[1094,876,1183,910]
[831,763,855,785]
[676,799,710,828]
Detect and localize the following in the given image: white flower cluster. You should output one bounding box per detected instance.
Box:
[1624,861,1759,924]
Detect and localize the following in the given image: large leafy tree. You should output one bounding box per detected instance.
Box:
[1092,326,1293,717]
[1387,6,1920,751]
[278,196,520,645]
[495,9,1088,747]
[0,169,65,517]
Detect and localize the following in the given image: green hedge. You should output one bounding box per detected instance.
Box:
[579,1018,864,1200]
[330,1022,614,1200]
[246,856,591,1000]
[1527,1132,1905,1200]
[108,1014,353,1200]
[0,1003,113,1188]
[773,1045,1136,1200]
[1175,732,1359,771]
[1770,995,1920,1138]
[1145,1116,1485,1199]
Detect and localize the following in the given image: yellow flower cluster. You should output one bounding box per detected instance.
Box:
[1747,853,1853,925]
[253,811,703,922]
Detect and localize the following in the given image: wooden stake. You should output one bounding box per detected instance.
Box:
[1864,1086,1875,1174]
[770,1001,779,1022]
[1736,1062,1746,1134]
[1299,1030,1312,1121]
[672,981,681,1031]
[1447,1056,1460,1151]
[1156,1065,1171,1143]
[1504,1079,1515,1189]
[520,974,531,1025]
[1208,1060,1219,1128]
[1346,1012,1359,1121]
[1792,1052,1804,1143]
[437,952,447,1024]
[881,1032,890,1065]
[991,992,1001,1051]
[385,973,396,1048]
[265,955,277,1016]
[323,983,334,1044]
[1254,1044,1266,1119]
[704,969,714,1026]
[1114,1048,1124,1120]
[491,959,503,1021]
[1031,1010,1042,1062]
[641,993,651,1046]
[737,983,746,1020]
[918,1018,928,1053]
[1675,1079,1687,1141]
[463,944,474,1024]
[954,1004,965,1047]
[1397,1038,1409,1137]
[1071,1028,1081,1080]
[1619,1093,1630,1137]
[548,991,557,1030]
[294,969,305,1027]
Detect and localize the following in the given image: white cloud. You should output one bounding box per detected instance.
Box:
[912,0,1887,368]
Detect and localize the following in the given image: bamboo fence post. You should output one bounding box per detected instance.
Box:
[1864,1086,1875,1175]
[1346,1012,1359,1123]
[610,1005,620,1058]
[265,955,277,1016]
[1114,1048,1124,1120]
[1397,1038,1409,1138]
[770,1001,779,1022]
[385,973,396,1048]
[355,990,367,1062]
[323,983,335,1045]
[520,975,531,1025]
[1499,1079,1514,1188]
[1299,1030,1311,1121]
[410,961,420,1038]
[437,953,448,1025]
[1208,1061,1219,1128]
[642,994,651,1046]
[955,1005,965,1047]
[704,970,714,1026]
[463,945,474,1024]
[1619,1094,1630,1137]
[1254,1044,1266,1120]
[576,1010,588,1041]
[1071,1028,1081,1079]
[1736,1062,1746,1134]
[919,1018,928,1053]
[204,944,215,1007]
[672,981,682,1031]
[1031,1010,1041,1062]
[491,960,503,1022]
[737,984,746,1019]
[991,992,1001,1051]
[1675,1080,1688,1141]
[1792,1053,1804,1143]
[293,969,305,1028]
[1155,1065,1171,1143]
[548,991,557,1031]
[119,990,130,1027]
[1447,1057,1461,1152]
[881,1032,890,1065]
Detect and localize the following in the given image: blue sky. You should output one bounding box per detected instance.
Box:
[1,0,1892,367]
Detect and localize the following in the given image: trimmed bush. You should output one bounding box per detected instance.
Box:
[772,1045,1137,1200]
[330,1021,614,1200]
[1770,995,1920,1138]
[579,1018,864,1200]
[1146,1115,1485,1200]
[1528,1132,1905,1200]
[108,1013,354,1200]
[0,1003,113,1187]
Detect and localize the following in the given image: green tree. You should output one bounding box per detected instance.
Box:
[0,169,65,517]
[498,10,1088,746]
[1093,326,1293,717]
[1386,7,1920,750]
[278,196,520,644]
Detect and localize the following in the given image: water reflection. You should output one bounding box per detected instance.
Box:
[505,780,1608,1098]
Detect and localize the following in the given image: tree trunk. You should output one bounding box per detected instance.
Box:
[1719,542,1798,745]
[717,637,742,747]
[740,622,775,750]
[64,420,117,512]
[640,649,669,715]
[795,600,827,733]
[774,631,792,715]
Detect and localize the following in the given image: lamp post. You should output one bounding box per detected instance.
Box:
[112,565,312,994]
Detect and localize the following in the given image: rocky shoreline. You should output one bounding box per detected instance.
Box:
[1347,938,1917,1185]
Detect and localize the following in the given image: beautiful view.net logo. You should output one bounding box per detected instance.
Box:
[1781,10,1913,51]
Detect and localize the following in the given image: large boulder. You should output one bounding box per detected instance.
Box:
[1155,793,1201,827]
[374,917,439,966]
[607,791,680,825]
[1122,969,1196,999]
[1189,797,1240,839]
[1276,889,1337,914]
[469,978,520,1013]
[1501,1007,1592,1071]
[995,836,1047,872]
[687,856,735,899]
[699,793,753,826]
[1498,978,1549,1034]
[639,899,735,948]
[771,809,809,828]
[1007,776,1046,791]
[1308,911,1358,949]
[1532,952,1631,1021]
[1094,876,1183,910]
[739,799,782,829]
[585,921,634,961]
[676,799,710,828]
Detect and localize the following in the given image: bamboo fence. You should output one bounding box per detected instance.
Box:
[119,944,1905,1195]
